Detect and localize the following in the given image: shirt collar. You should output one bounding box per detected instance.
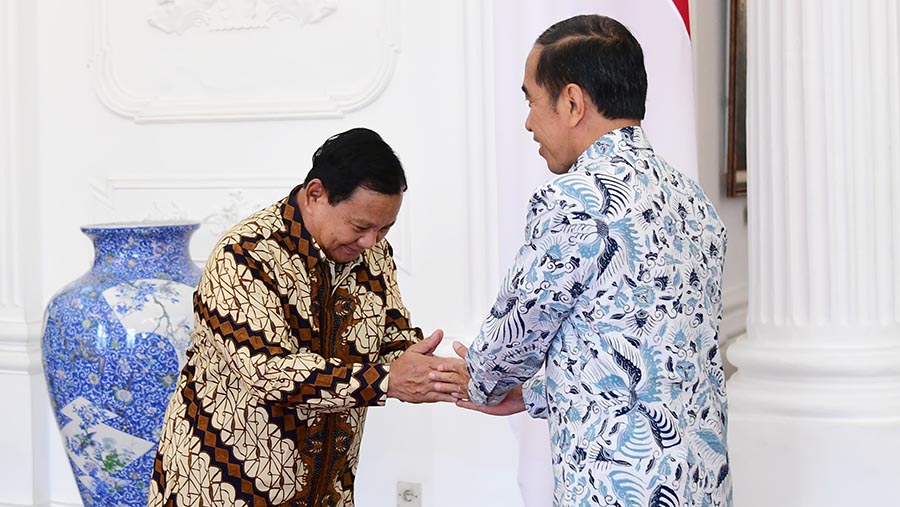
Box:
[281,184,325,272]
[572,125,653,172]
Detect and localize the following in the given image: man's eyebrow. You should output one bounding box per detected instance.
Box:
[351,218,396,229]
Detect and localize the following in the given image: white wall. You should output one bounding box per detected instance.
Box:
[0,1,747,506]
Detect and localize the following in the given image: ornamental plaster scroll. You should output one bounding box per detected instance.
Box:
[148,0,337,34]
[91,0,399,122]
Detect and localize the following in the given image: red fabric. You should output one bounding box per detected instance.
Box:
[672,0,691,38]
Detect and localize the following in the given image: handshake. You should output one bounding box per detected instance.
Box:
[386,329,525,416]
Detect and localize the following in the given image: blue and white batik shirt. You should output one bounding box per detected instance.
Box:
[466,126,732,507]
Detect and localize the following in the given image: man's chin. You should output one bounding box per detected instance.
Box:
[538,153,564,174]
[331,247,363,263]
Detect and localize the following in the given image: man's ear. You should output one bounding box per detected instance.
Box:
[303,179,328,205]
[562,83,587,126]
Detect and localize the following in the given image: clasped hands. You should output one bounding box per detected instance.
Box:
[387,330,526,416]
[386,329,470,404]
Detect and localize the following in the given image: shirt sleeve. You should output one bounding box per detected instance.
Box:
[195,240,391,412]
[465,176,600,407]
[375,243,423,365]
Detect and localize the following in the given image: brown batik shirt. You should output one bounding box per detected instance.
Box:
[148,187,422,507]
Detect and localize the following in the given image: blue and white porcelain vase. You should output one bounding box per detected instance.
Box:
[41,222,202,507]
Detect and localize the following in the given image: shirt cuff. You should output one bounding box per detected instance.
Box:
[523,375,548,419]
[465,376,497,406]
[350,363,391,407]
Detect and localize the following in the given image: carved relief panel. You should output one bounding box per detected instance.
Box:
[91,0,399,122]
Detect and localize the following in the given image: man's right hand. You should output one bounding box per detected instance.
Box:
[387,329,466,403]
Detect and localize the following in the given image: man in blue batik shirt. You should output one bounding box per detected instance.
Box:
[437,14,733,507]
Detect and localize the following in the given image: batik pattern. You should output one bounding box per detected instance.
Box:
[149,187,421,507]
[466,127,732,506]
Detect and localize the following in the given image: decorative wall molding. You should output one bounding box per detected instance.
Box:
[0,0,21,314]
[199,189,268,239]
[0,342,42,375]
[0,321,42,375]
[148,0,337,35]
[88,175,299,208]
[91,0,400,122]
[1,0,41,346]
[461,0,498,334]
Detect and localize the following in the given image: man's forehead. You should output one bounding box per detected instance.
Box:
[525,45,542,68]
[522,47,541,95]
[338,191,400,225]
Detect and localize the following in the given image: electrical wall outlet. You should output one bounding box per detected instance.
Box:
[397,481,422,507]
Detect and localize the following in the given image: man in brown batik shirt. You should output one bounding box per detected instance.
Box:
[148,128,466,507]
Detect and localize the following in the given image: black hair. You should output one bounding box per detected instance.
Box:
[535,14,647,120]
[303,127,407,205]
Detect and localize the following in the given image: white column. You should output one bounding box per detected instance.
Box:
[0,2,49,506]
[726,0,900,505]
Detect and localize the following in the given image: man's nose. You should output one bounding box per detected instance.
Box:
[524,114,533,132]
[357,231,378,249]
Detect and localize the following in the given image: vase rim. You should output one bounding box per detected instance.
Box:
[81,221,200,233]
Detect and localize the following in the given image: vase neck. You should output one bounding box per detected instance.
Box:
[82,224,199,274]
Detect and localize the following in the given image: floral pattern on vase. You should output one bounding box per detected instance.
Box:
[41,223,202,507]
